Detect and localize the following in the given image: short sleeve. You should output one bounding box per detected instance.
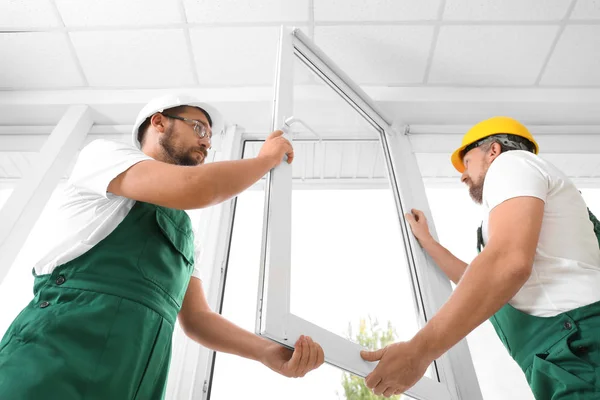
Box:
[483,151,549,211]
[68,139,153,198]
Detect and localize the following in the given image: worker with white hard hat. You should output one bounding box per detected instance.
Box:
[0,94,324,399]
[361,117,600,398]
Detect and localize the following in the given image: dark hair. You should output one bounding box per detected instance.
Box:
[137,105,213,146]
[461,133,536,159]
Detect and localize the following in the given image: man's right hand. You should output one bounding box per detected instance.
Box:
[405,209,434,246]
[258,130,294,169]
[406,209,468,284]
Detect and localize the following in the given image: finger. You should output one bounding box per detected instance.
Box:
[382,387,395,398]
[394,389,403,395]
[364,371,380,389]
[286,336,304,373]
[316,341,325,367]
[298,337,311,376]
[268,130,284,139]
[278,140,293,163]
[372,379,386,396]
[360,348,383,362]
[305,337,319,370]
[414,209,426,221]
[292,336,307,377]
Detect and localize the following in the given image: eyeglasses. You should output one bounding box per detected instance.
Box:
[162,113,212,141]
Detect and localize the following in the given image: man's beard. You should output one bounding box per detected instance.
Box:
[159,126,207,166]
[467,172,486,204]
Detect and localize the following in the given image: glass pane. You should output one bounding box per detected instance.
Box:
[210,145,418,399]
[288,54,432,380]
[426,187,534,400]
[292,55,379,140]
[290,187,421,344]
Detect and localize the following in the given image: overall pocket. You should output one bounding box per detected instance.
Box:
[133,318,173,400]
[527,331,600,398]
[137,207,194,306]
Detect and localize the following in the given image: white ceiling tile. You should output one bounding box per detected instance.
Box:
[314,0,441,22]
[69,29,195,87]
[0,0,62,29]
[570,0,600,20]
[183,0,309,23]
[55,0,184,27]
[190,27,279,85]
[314,26,435,85]
[443,0,572,20]
[429,26,558,85]
[540,26,600,86]
[0,33,84,88]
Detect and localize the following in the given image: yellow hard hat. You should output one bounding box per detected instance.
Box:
[451,116,539,173]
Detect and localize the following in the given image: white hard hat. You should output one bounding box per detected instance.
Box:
[132,94,224,150]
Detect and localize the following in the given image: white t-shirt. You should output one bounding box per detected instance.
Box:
[32,139,203,280]
[482,150,600,317]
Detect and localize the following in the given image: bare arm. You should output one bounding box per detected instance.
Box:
[363,197,544,395]
[413,196,543,361]
[405,210,468,284]
[109,157,274,210]
[178,277,324,377]
[108,130,294,210]
[179,277,271,361]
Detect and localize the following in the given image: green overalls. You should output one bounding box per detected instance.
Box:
[0,201,195,399]
[477,208,600,399]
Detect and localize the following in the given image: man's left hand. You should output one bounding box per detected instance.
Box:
[361,341,431,398]
[261,335,324,378]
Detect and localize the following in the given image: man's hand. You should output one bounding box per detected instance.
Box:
[258,130,294,168]
[360,341,431,398]
[261,335,324,378]
[405,209,434,246]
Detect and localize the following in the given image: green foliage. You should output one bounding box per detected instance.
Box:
[338,317,401,400]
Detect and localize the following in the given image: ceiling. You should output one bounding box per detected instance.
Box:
[2,0,600,91]
[1,0,600,184]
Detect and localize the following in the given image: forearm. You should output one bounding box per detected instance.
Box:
[412,249,530,361]
[191,157,275,208]
[420,238,468,284]
[110,156,276,210]
[181,310,270,362]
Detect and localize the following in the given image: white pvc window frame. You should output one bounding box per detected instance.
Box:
[255,27,482,400]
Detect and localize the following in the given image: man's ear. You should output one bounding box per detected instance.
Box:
[150,113,168,133]
[488,142,502,161]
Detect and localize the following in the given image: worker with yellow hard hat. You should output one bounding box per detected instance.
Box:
[361,116,600,398]
[0,94,324,399]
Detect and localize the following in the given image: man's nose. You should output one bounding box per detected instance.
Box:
[198,137,210,149]
[461,170,468,184]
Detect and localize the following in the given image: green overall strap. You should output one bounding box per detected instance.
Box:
[587,208,600,247]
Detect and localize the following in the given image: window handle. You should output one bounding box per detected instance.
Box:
[282,116,322,143]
